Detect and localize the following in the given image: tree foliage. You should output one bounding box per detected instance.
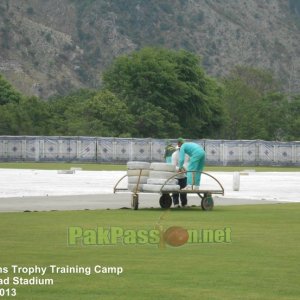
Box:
[0,74,22,105]
[0,54,299,141]
[221,66,294,141]
[82,90,134,137]
[47,89,134,137]
[287,95,300,140]
[102,47,224,138]
[47,89,97,135]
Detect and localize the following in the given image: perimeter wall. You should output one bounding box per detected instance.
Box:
[0,136,299,166]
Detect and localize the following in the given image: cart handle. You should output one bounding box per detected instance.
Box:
[113,174,128,193]
[160,171,224,195]
[113,169,144,194]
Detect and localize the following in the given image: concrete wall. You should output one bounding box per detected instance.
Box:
[0,136,299,166]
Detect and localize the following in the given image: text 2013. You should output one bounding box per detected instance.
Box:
[0,288,16,297]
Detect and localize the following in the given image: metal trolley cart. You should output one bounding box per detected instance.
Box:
[114,170,224,211]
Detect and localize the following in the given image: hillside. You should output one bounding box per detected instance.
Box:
[0,0,300,98]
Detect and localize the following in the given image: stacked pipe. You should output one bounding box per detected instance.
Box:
[126,161,150,192]
[143,162,180,192]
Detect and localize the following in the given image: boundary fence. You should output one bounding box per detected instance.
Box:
[0,136,299,166]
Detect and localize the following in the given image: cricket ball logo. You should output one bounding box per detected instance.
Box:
[155,210,189,248]
[163,226,189,247]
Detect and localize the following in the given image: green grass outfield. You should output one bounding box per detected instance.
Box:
[0,162,300,172]
[0,204,299,299]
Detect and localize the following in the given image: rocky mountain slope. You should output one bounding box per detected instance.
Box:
[0,0,299,98]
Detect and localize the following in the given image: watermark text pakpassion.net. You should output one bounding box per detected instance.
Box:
[68,226,231,247]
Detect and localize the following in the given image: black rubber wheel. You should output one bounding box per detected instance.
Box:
[131,194,139,210]
[159,194,172,209]
[201,194,214,211]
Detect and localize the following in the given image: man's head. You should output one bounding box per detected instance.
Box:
[177,137,185,148]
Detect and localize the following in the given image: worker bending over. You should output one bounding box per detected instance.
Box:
[177,138,206,190]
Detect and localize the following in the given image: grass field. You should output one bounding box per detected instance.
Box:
[0,162,300,172]
[1,204,300,299]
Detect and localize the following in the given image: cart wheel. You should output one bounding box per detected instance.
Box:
[159,194,172,209]
[131,194,139,210]
[201,194,214,211]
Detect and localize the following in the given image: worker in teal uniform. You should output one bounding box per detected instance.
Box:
[177,138,206,189]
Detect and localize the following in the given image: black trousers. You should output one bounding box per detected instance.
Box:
[172,177,187,206]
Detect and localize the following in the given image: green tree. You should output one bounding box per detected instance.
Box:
[0,97,51,135]
[0,74,22,105]
[0,103,17,134]
[287,95,300,140]
[82,90,135,137]
[48,89,135,137]
[17,97,52,135]
[221,66,285,140]
[258,93,290,141]
[47,89,97,135]
[133,102,181,138]
[102,47,224,138]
